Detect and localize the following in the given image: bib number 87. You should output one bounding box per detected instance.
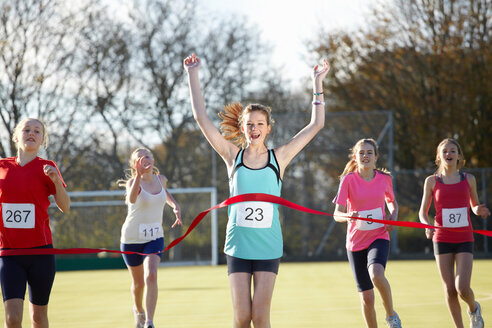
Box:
[442,207,468,228]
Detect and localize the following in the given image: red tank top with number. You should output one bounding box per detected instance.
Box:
[432,173,473,243]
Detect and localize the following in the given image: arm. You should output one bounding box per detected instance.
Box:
[385,200,398,232]
[333,204,358,223]
[127,156,150,204]
[274,59,330,174]
[43,165,70,212]
[183,54,238,168]
[160,175,182,228]
[468,174,491,218]
[418,176,435,239]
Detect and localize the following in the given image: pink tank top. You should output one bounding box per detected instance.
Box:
[432,173,473,243]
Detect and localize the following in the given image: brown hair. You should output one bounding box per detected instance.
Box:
[435,138,465,174]
[339,138,390,179]
[12,118,49,149]
[218,102,274,148]
[118,147,160,187]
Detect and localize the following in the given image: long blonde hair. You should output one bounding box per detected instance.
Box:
[218,102,275,148]
[435,138,465,174]
[339,138,390,179]
[118,147,160,187]
[12,118,49,149]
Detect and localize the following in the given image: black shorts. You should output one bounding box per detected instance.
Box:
[226,255,280,275]
[0,245,56,305]
[347,239,389,292]
[433,241,473,255]
[120,237,164,267]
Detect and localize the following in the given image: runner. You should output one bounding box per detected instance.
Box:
[333,138,402,328]
[119,148,182,328]
[419,138,489,328]
[184,53,329,327]
[0,118,70,328]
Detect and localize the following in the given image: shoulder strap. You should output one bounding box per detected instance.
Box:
[229,149,244,180]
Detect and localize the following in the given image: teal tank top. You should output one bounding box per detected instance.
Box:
[224,149,283,259]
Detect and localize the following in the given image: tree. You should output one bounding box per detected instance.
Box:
[308,0,492,170]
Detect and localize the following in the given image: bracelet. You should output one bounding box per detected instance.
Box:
[313,91,323,96]
[312,100,325,106]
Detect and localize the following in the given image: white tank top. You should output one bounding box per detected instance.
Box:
[120,176,167,244]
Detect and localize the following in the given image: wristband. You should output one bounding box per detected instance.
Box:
[313,91,323,96]
[312,100,325,106]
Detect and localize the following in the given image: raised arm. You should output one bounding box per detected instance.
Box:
[274,59,330,173]
[183,54,238,168]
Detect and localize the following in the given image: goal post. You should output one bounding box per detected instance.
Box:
[49,187,219,266]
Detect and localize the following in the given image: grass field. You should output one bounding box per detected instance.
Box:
[1,259,492,327]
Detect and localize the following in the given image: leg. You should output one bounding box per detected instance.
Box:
[229,272,253,328]
[29,303,48,328]
[127,264,145,314]
[359,289,377,328]
[143,255,160,325]
[436,253,464,328]
[4,299,23,328]
[251,272,276,328]
[454,252,475,310]
[369,263,394,318]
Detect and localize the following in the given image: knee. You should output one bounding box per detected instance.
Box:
[443,284,458,299]
[145,270,158,285]
[234,311,252,327]
[31,311,48,326]
[370,272,385,288]
[455,281,471,298]
[5,311,23,327]
[132,279,145,291]
[252,307,269,327]
[360,291,375,308]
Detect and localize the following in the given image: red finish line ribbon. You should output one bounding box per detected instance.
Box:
[1,193,491,256]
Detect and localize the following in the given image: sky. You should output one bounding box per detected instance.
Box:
[198,0,375,88]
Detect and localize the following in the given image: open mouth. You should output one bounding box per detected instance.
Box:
[250,134,260,140]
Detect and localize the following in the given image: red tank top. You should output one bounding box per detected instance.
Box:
[432,173,473,243]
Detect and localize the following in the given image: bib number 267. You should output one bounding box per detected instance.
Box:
[2,203,35,229]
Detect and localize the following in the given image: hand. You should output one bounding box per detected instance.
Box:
[476,204,491,218]
[385,224,395,232]
[312,58,330,82]
[43,165,60,183]
[171,206,182,228]
[347,211,359,223]
[183,53,201,73]
[135,157,152,176]
[425,228,434,240]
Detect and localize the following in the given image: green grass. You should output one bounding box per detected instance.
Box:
[2,259,492,327]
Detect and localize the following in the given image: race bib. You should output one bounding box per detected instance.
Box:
[442,207,468,228]
[138,223,162,241]
[2,203,35,229]
[356,207,384,231]
[236,201,273,228]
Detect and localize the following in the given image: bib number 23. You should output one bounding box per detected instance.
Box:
[2,203,35,229]
[236,202,273,228]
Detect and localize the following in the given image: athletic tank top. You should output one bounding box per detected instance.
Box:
[224,149,283,259]
[433,172,473,243]
[121,175,167,244]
